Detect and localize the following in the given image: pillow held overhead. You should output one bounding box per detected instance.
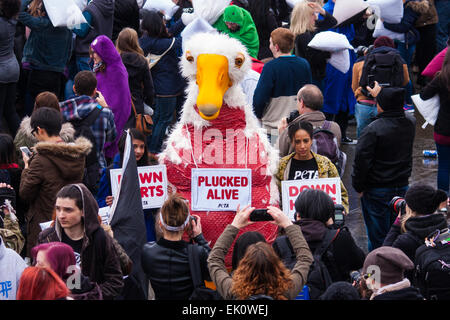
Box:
[43,0,87,29]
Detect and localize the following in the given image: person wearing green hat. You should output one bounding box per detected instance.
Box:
[213,5,260,59]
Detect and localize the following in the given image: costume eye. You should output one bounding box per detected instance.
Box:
[186,51,194,63]
[235,53,245,68]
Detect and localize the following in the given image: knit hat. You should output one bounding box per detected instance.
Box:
[376,87,405,111]
[405,184,448,215]
[320,282,360,300]
[362,247,414,285]
[373,36,395,48]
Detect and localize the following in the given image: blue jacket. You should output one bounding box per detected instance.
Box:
[139,20,186,96]
[18,0,72,73]
[383,1,421,47]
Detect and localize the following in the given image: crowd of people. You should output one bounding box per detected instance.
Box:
[0,0,449,301]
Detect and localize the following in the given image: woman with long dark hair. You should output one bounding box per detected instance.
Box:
[0,0,22,135]
[420,47,450,195]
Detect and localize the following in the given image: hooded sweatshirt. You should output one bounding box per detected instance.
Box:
[38,184,124,300]
[91,35,132,159]
[75,0,115,56]
[20,137,92,256]
[0,236,27,300]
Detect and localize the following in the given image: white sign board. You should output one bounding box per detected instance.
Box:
[191,168,252,211]
[281,178,342,220]
[110,165,168,209]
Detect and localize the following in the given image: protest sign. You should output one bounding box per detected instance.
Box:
[191,168,252,211]
[281,178,341,220]
[110,165,168,209]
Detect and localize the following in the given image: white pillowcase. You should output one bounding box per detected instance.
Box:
[191,0,231,25]
[308,31,354,52]
[367,0,403,23]
[329,49,351,74]
[372,19,405,42]
[333,0,369,26]
[411,94,440,128]
[43,0,87,29]
[143,0,180,20]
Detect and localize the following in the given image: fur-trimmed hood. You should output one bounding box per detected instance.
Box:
[406,0,430,14]
[33,137,92,180]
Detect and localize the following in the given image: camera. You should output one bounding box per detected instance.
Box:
[190,216,198,224]
[355,45,374,57]
[249,209,274,222]
[334,204,345,227]
[389,196,407,216]
[286,110,300,124]
[350,271,362,286]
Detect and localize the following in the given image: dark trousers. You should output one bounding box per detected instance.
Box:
[324,111,349,139]
[26,69,63,116]
[436,143,450,195]
[0,82,21,136]
[415,24,437,76]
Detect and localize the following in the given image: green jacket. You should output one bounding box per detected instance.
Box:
[213,5,259,58]
[276,152,349,213]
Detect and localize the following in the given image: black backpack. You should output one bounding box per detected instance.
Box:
[414,229,450,300]
[187,244,223,300]
[273,228,340,300]
[359,49,404,98]
[311,121,347,176]
[69,106,103,195]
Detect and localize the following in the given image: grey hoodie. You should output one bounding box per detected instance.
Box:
[0,236,27,300]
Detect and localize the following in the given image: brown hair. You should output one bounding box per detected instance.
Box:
[34,91,60,112]
[231,242,293,300]
[159,194,190,232]
[270,28,295,54]
[89,47,106,73]
[116,28,144,56]
[28,0,45,17]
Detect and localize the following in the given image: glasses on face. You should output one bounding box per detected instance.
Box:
[31,127,37,136]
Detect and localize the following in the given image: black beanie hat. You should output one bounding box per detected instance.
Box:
[376,87,405,112]
[405,184,448,215]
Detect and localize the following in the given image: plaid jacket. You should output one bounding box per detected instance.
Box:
[60,96,117,169]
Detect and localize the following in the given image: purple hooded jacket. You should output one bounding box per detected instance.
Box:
[91,35,131,159]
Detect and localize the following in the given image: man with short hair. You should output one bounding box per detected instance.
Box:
[60,70,117,170]
[253,27,312,144]
[20,108,92,256]
[352,82,415,252]
[277,84,342,157]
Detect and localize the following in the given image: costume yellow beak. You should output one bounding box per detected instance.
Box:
[196,54,232,121]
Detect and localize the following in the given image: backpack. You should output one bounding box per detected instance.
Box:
[69,106,103,195]
[146,38,175,69]
[187,244,223,300]
[273,228,340,300]
[359,49,404,98]
[414,229,450,300]
[311,121,347,176]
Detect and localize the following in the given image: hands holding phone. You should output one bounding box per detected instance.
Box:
[232,205,293,230]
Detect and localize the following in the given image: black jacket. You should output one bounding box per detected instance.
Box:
[372,287,424,300]
[141,235,211,300]
[112,0,140,41]
[383,213,448,263]
[295,219,366,282]
[294,11,336,80]
[121,52,155,115]
[420,74,450,137]
[352,111,416,193]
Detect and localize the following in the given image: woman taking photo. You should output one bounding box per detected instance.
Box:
[420,48,450,195]
[116,27,155,129]
[290,1,337,90]
[139,10,187,155]
[276,120,349,212]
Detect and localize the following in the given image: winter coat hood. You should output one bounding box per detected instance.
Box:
[404,213,448,239]
[91,0,115,18]
[406,0,430,14]
[120,52,147,78]
[34,137,92,180]
[91,35,122,66]
[295,218,328,243]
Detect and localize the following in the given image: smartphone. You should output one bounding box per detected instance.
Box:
[249,209,274,222]
[190,216,197,224]
[368,75,375,88]
[20,146,32,157]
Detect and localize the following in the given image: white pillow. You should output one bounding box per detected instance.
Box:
[411,94,440,128]
[181,18,218,52]
[286,0,302,8]
[143,0,179,20]
[372,19,405,42]
[308,31,354,52]
[333,0,369,26]
[43,0,87,29]
[191,0,231,25]
[367,0,403,23]
[328,49,351,74]
[73,0,88,11]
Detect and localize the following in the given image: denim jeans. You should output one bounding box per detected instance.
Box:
[65,56,91,100]
[354,102,378,138]
[436,143,450,195]
[149,95,183,154]
[435,0,450,52]
[396,42,415,105]
[361,186,408,252]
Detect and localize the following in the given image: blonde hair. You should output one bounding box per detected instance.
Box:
[290,1,316,36]
[116,28,144,56]
[400,206,417,233]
